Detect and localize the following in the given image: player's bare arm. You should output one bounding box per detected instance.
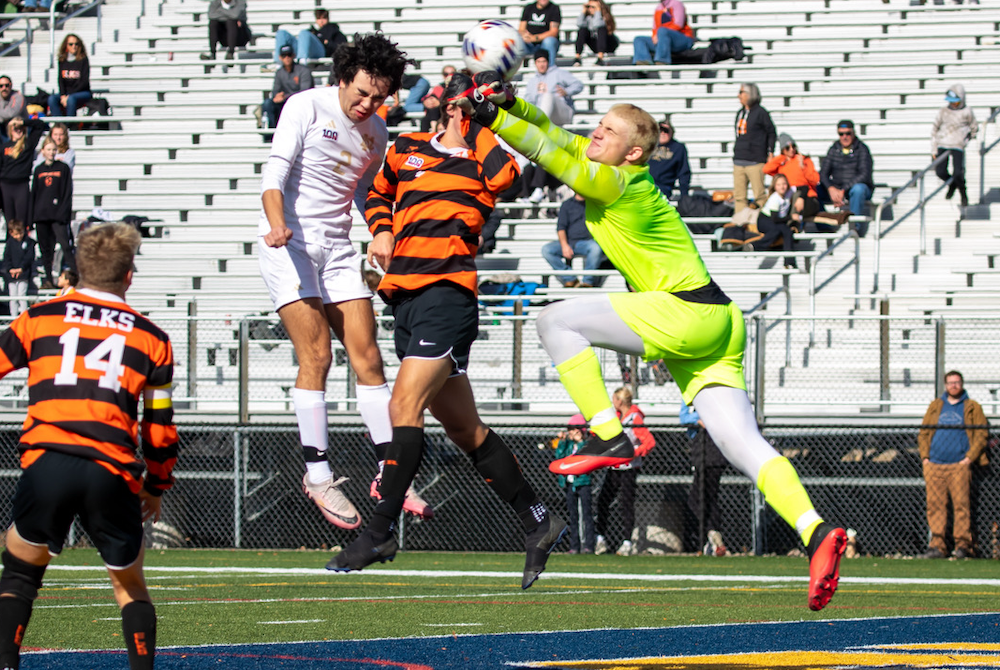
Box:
[367,230,396,272]
[262,189,293,247]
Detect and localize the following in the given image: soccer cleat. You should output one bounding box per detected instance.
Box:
[369,475,435,519]
[594,535,608,555]
[706,529,727,557]
[549,432,634,476]
[522,513,569,589]
[326,531,398,572]
[805,522,847,611]
[616,540,634,556]
[302,474,361,529]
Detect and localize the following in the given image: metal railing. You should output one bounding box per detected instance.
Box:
[979,106,1000,206]
[0,0,105,87]
[871,152,952,294]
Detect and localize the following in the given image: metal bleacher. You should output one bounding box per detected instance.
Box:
[2,0,1000,417]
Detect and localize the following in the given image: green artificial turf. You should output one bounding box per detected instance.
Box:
[26,548,1000,651]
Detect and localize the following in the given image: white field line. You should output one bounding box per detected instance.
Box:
[257,619,325,624]
[33,589,619,610]
[42,565,1000,587]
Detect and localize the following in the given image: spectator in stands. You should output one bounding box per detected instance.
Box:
[273,8,346,63]
[931,84,977,208]
[262,46,314,129]
[764,133,821,221]
[0,220,34,317]
[918,370,987,559]
[631,0,695,66]
[553,414,596,554]
[754,174,799,269]
[56,267,79,296]
[523,52,582,128]
[574,0,618,66]
[1,116,48,224]
[595,387,654,556]
[522,52,582,203]
[519,0,561,65]
[381,71,432,128]
[0,76,25,144]
[48,35,91,117]
[680,402,728,556]
[34,123,75,173]
[201,0,248,61]
[732,82,775,213]
[819,119,874,235]
[648,116,690,199]
[418,65,456,132]
[542,193,607,287]
[32,138,75,289]
[21,0,52,12]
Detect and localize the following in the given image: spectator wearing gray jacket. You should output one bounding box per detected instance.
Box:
[0,76,24,143]
[262,45,314,129]
[522,51,584,126]
[931,83,977,207]
[574,0,618,65]
[204,0,248,60]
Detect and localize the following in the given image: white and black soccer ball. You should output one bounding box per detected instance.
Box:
[462,20,527,81]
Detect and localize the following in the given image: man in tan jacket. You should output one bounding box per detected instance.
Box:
[917,370,988,559]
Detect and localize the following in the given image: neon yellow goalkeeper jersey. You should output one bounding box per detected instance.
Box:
[491,99,712,294]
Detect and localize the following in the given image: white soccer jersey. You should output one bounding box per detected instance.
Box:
[259,87,388,247]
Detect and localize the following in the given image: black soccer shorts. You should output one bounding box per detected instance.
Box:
[391,283,479,376]
[11,450,144,569]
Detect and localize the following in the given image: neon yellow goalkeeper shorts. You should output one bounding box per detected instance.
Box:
[609,290,747,404]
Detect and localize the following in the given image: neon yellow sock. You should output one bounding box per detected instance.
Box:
[756,456,823,545]
[555,348,622,440]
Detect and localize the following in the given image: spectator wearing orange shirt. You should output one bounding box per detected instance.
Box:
[631,0,695,66]
[764,133,821,220]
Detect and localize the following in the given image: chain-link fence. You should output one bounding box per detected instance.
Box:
[3,424,995,558]
[2,311,999,419]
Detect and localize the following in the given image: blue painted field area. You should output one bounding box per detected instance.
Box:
[23,612,1000,669]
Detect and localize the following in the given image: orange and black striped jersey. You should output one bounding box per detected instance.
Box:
[0,289,178,496]
[365,119,519,299]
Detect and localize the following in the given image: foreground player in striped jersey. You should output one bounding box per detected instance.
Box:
[259,33,432,530]
[329,75,568,588]
[456,74,846,611]
[0,223,178,669]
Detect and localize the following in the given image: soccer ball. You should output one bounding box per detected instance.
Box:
[462,20,526,81]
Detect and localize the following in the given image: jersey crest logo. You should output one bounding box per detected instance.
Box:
[405,156,425,169]
[323,120,338,140]
[361,133,375,153]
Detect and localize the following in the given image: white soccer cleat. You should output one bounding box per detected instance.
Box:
[302,474,361,529]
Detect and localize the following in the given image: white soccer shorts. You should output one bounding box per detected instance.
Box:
[258,236,372,310]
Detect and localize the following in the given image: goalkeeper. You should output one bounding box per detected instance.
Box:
[456,74,847,612]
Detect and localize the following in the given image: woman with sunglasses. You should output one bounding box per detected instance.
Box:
[1,116,49,225]
[47,34,92,119]
[764,132,820,221]
[574,0,618,66]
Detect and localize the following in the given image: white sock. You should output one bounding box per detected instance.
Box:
[293,388,331,484]
[305,460,332,484]
[357,383,393,446]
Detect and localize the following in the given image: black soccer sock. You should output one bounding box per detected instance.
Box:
[468,429,544,532]
[0,596,32,670]
[373,442,389,464]
[301,445,325,463]
[368,426,424,537]
[121,600,156,670]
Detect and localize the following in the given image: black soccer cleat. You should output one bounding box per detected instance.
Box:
[548,431,634,476]
[522,513,569,590]
[326,531,399,572]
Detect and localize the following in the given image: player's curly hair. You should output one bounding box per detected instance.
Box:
[332,33,413,96]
